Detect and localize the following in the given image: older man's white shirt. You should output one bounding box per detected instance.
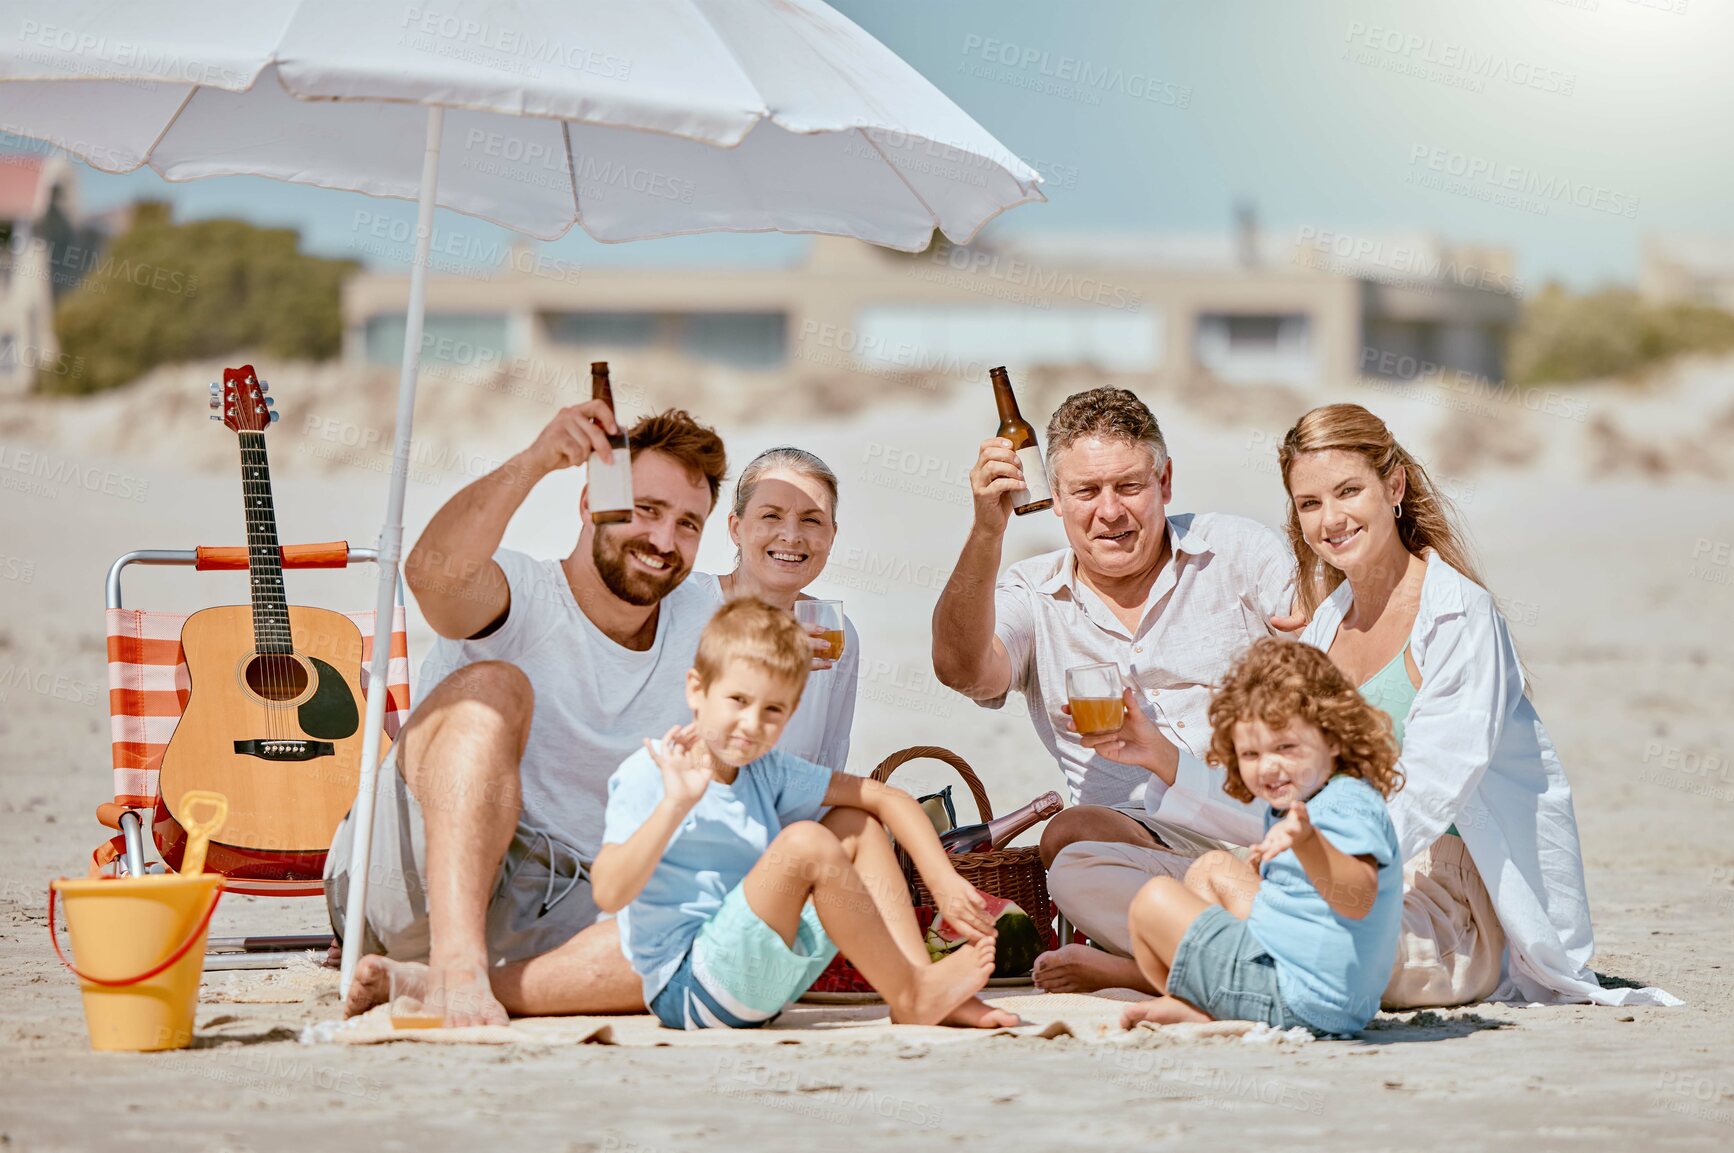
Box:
[982,511,1295,811]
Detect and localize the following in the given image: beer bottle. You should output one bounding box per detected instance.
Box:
[588,361,633,525]
[990,366,1052,515]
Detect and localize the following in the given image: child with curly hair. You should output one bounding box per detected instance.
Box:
[1119,637,1405,1035]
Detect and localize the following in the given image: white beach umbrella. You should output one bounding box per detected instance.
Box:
[0,0,1044,995]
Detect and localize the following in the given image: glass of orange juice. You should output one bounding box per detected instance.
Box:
[794,599,845,662]
[390,967,445,1030]
[1066,663,1125,735]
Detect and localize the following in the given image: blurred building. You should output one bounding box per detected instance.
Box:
[1640,234,1734,312]
[0,152,78,396]
[342,219,1518,392]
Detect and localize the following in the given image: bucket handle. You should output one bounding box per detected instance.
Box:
[48,882,224,988]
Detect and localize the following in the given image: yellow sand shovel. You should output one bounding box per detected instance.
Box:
[176,791,229,876]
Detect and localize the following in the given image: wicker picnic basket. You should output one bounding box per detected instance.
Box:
[806,746,1058,995]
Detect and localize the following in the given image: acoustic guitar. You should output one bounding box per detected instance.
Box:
[155,365,391,881]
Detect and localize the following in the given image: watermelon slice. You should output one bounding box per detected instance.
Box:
[924,892,1044,978]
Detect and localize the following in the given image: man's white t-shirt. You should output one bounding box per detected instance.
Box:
[413,548,715,857]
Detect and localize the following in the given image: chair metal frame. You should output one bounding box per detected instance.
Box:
[102,544,404,966]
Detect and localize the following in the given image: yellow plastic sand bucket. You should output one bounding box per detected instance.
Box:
[50,873,224,1052]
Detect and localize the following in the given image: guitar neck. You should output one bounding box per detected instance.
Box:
[238,431,292,655]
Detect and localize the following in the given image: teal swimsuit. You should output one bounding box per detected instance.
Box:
[1359,648,1458,837]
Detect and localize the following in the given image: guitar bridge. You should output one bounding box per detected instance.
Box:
[233,739,336,761]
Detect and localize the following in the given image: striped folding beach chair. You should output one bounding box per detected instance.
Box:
[93,541,410,964]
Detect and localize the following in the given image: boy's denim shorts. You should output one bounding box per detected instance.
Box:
[1167,904,1303,1029]
[650,884,837,1030]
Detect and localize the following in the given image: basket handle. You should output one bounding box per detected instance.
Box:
[48,881,223,988]
[871,746,993,822]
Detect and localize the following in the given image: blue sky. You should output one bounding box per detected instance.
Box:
[35,0,1734,288]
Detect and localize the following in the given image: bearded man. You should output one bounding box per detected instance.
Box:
[327,403,728,1025]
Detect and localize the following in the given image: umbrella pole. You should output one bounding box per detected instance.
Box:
[339,105,445,1001]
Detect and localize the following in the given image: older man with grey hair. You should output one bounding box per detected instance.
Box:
[931,386,1294,994]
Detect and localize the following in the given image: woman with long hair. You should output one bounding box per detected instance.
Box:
[691,446,859,769]
[1268,403,1672,1007]
[1094,403,1676,1007]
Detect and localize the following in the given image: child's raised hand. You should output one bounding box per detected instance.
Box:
[930,875,996,943]
[646,724,711,810]
[1250,800,1315,868]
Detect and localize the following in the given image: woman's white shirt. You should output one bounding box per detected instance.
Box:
[690,572,859,771]
[1152,552,1679,1007]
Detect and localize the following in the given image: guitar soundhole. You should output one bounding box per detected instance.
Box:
[245,653,310,701]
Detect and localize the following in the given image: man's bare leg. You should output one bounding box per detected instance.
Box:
[819,808,1020,1028]
[491,920,644,1015]
[344,661,531,1026]
[1033,809,1167,996]
[1037,804,1158,869]
[1184,849,1261,919]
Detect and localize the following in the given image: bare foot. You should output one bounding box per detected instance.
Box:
[940,996,1023,1029]
[426,960,509,1027]
[345,954,422,1018]
[895,938,995,1026]
[1032,944,1156,994]
[1120,995,1212,1029]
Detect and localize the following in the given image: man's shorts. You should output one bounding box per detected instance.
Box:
[324,746,599,965]
[1166,904,1304,1030]
[650,885,837,1030]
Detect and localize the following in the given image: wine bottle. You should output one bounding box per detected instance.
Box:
[990,366,1053,515]
[939,791,1064,854]
[588,361,633,525]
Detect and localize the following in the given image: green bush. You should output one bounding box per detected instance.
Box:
[1511,283,1734,386]
[40,201,355,394]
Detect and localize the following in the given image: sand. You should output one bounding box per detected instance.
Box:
[2,357,1732,1151]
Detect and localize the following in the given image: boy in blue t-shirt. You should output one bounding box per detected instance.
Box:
[1119,638,1404,1035]
[595,597,1020,1031]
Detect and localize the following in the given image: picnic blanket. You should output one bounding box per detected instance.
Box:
[297,988,1316,1050]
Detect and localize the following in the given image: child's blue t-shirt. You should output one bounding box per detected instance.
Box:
[1244,775,1402,1034]
[601,746,834,1003]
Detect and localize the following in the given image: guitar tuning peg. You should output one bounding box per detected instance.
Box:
[258,380,270,393]
[209,397,220,409]
[263,396,274,407]
[208,381,220,393]
[210,414,221,421]
[268,410,280,423]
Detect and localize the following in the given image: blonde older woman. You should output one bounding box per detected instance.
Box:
[691,447,859,769]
